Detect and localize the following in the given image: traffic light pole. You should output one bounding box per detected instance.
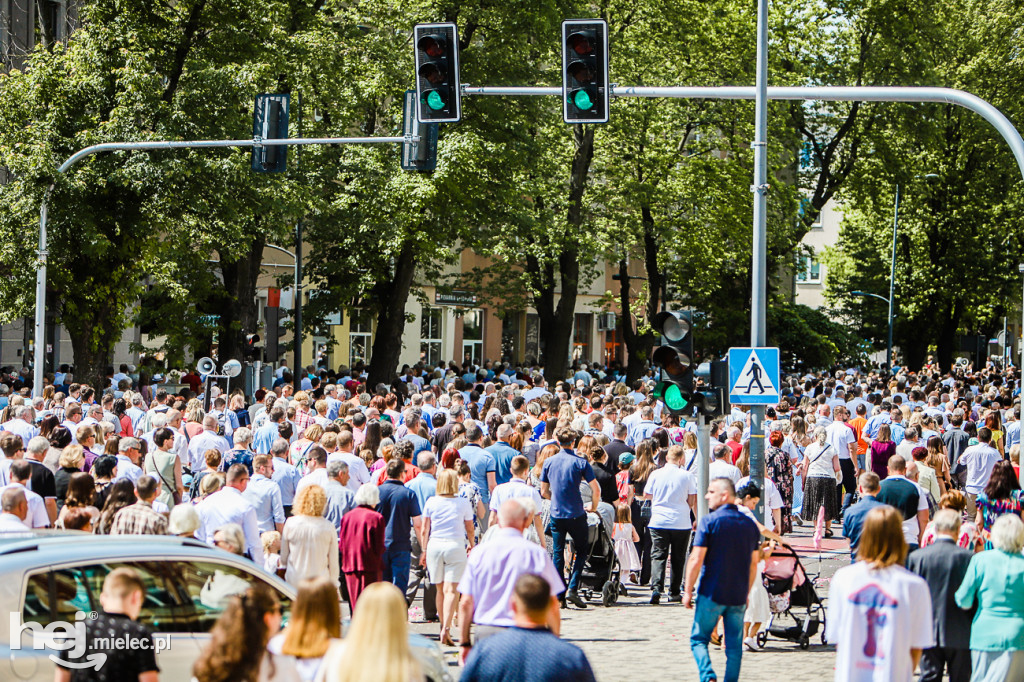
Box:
[697,413,711,519]
[749,0,770,523]
[32,134,408,398]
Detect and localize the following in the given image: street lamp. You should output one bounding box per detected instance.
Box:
[851,290,893,369]
[885,173,940,372]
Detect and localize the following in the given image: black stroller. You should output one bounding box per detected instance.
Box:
[568,511,622,607]
[757,542,827,649]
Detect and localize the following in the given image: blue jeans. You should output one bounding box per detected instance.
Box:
[382,546,412,596]
[549,514,590,594]
[690,596,745,682]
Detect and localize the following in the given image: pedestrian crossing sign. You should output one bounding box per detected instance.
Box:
[728,347,780,405]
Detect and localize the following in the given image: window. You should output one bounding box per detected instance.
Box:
[420,307,443,365]
[349,310,373,366]
[796,254,821,283]
[573,313,592,363]
[24,561,194,632]
[178,560,291,632]
[461,310,483,365]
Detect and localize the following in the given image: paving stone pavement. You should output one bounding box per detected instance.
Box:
[408,523,846,681]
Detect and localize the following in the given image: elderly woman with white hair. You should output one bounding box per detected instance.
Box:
[955,513,1024,682]
[338,483,387,609]
[800,425,842,538]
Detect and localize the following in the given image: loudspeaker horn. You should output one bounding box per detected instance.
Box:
[197,357,217,375]
[222,359,243,378]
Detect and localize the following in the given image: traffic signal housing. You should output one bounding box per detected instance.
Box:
[414,23,461,123]
[651,311,693,416]
[251,94,290,173]
[694,360,729,417]
[561,19,610,124]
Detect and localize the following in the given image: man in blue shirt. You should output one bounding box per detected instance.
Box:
[461,574,596,682]
[540,428,600,609]
[459,425,497,521]
[406,452,439,623]
[376,459,422,596]
[486,424,520,486]
[253,406,285,455]
[401,410,432,457]
[842,471,887,561]
[684,477,760,682]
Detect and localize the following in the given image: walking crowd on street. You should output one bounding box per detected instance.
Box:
[0,355,1023,682]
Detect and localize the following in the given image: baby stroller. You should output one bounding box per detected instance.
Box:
[568,511,622,607]
[757,542,827,649]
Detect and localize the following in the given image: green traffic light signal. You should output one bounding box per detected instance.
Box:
[654,381,690,413]
[426,91,446,111]
[572,90,594,111]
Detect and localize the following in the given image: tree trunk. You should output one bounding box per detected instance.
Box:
[215,236,266,364]
[619,259,657,384]
[530,125,594,383]
[63,297,122,390]
[366,239,417,388]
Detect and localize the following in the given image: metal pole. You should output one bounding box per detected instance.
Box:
[697,413,711,518]
[1020,267,1024,370]
[888,185,899,372]
[748,0,770,523]
[294,220,303,393]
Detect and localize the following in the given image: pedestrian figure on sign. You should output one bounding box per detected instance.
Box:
[745,362,766,394]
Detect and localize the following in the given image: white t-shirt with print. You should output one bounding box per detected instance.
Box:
[826,562,933,682]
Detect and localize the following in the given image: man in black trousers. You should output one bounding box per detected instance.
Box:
[907,508,974,682]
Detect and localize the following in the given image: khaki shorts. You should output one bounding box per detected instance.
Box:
[426,537,467,584]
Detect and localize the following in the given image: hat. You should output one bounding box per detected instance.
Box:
[619,453,635,465]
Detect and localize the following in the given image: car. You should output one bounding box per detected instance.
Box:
[0,532,452,682]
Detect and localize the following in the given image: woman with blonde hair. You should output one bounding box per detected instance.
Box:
[55,444,86,507]
[420,468,474,645]
[280,484,339,587]
[184,399,205,439]
[291,424,324,468]
[827,506,933,681]
[268,577,341,682]
[319,582,422,682]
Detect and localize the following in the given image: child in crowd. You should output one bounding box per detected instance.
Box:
[612,503,641,585]
[261,530,281,575]
[616,453,635,505]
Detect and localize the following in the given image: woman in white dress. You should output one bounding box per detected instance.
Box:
[736,481,780,652]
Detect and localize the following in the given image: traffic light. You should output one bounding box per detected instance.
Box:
[244,334,261,361]
[694,360,729,417]
[561,19,610,124]
[651,311,693,416]
[413,23,461,123]
[251,94,290,173]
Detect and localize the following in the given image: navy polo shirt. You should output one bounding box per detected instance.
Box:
[461,626,596,682]
[376,479,421,552]
[842,496,887,560]
[541,449,595,520]
[693,503,760,606]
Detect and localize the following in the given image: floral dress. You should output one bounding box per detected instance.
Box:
[976,490,1024,536]
[765,445,794,535]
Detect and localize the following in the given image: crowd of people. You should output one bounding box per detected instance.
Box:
[0,356,1022,681]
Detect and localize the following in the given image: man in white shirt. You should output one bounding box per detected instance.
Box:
[644,445,697,604]
[328,431,370,493]
[295,447,330,494]
[114,437,144,483]
[242,455,285,533]
[195,463,261,560]
[187,416,231,473]
[708,443,741,485]
[3,460,50,528]
[957,427,1002,515]
[0,486,30,533]
[270,438,302,516]
[60,403,83,444]
[825,406,858,514]
[488,455,545,542]
[895,426,922,462]
[1,406,39,443]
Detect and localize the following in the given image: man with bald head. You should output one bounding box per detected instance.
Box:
[186,414,231,473]
[456,499,564,665]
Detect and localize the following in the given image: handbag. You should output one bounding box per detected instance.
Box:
[639,499,652,520]
[152,452,182,506]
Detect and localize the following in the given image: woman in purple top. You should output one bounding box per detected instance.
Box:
[869,424,897,481]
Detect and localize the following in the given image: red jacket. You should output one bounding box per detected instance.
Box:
[339,505,386,574]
